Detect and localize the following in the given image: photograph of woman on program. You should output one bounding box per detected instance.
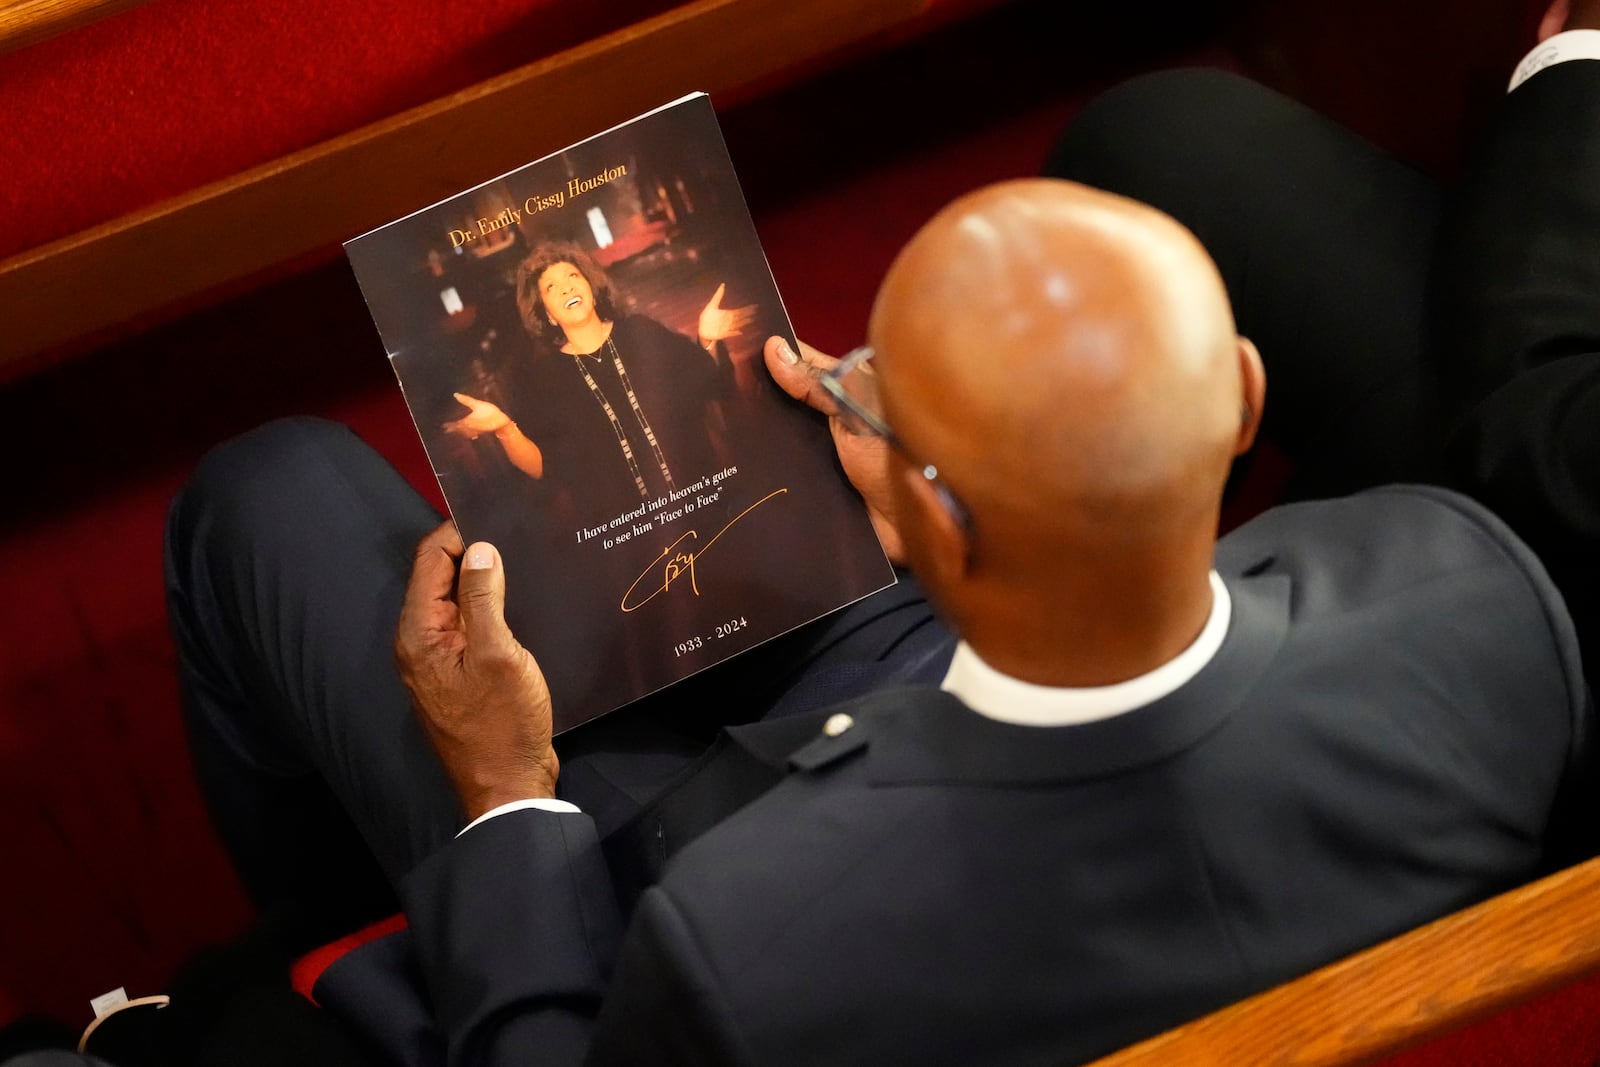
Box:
[442,239,757,525]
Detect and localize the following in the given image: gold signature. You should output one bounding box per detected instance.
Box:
[621,488,789,612]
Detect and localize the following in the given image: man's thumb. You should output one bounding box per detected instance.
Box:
[458,542,512,649]
[764,336,816,403]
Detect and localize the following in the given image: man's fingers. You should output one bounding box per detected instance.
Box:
[764,335,843,413]
[1577,0,1600,30]
[401,522,465,615]
[795,339,838,368]
[396,522,466,675]
[417,520,465,565]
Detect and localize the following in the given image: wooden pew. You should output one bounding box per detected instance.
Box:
[0,0,152,53]
[1086,856,1600,1067]
[0,0,930,379]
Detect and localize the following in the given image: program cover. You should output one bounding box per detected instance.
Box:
[346,92,895,733]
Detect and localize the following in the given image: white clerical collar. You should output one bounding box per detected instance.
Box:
[940,571,1231,727]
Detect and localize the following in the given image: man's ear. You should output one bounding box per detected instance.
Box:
[1234,336,1266,457]
[900,461,971,587]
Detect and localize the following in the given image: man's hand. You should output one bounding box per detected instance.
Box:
[1541,0,1600,39]
[763,336,908,564]
[396,523,560,821]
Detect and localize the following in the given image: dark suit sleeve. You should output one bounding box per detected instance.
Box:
[398,810,624,1066]
[1436,60,1600,675]
[400,810,752,1067]
[583,887,754,1065]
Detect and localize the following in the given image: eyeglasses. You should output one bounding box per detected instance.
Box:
[822,346,972,532]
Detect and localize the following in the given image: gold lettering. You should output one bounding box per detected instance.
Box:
[524,191,567,214]
[566,164,629,202]
[621,489,788,612]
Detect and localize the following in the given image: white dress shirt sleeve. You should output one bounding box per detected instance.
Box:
[1509,29,1600,91]
[457,797,582,837]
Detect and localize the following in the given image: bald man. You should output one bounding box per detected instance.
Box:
[857,179,1256,690]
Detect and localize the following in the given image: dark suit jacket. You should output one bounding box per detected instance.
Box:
[336,486,1589,1066]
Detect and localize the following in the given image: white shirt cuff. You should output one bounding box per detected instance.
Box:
[457,797,582,837]
[1509,29,1600,91]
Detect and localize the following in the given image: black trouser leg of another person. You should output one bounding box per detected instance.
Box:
[1047,66,1600,684]
[1046,68,1446,499]
[1429,61,1600,683]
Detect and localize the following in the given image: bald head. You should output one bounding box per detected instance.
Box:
[868,179,1262,683]
[871,177,1255,541]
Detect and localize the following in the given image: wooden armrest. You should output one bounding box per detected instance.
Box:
[0,0,927,378]
[1085,855,1600,1067]
[0,0,152,54]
